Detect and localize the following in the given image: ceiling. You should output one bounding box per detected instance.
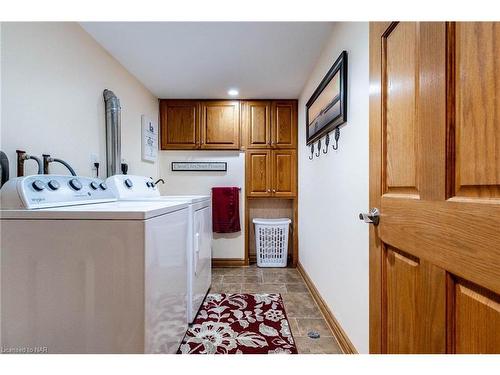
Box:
[80,22,334,99]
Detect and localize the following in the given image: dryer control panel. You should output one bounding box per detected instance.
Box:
[0,175,116,209]
[106,174,160,199]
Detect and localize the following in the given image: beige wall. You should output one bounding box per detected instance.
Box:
[1,22,158,179]
[158,150,245,260]
[298,22,369,353]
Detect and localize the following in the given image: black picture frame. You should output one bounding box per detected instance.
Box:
[171,161,227,172]
[306,50,348,145]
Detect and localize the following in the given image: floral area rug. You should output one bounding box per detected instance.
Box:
[178,293,298,354]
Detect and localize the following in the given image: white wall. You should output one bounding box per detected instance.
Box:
[298,22,369,353]
[1,22,158,179]
[158,151,245,260]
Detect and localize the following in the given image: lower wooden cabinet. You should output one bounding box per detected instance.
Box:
[246,150,296,197]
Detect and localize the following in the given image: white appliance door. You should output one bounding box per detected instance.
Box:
[191,206,212,321]
[145,207,188,353]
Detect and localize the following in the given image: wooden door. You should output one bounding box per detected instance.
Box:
[369,22,500,354]
[243,101,271,149]
[246,150,271,197]
[200,101,240,149]
[271,101,297,149]
[272,150,296,197]
[160,100,200,149]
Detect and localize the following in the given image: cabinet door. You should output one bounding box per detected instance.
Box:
[272,150,296,197]
[243,101,271,149]
[200,101,240,149]
[246,150,271,197]
[271,100,297,149]
[160,100,200,149]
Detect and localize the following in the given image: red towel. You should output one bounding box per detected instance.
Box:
[212,187,241,233]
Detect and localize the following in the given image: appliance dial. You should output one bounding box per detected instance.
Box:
[124,178,133,188]
[99,182,107,190]
[47,180,60,191]
[32,180,45,191]
[90,181,99,190]
[69,178,83,191]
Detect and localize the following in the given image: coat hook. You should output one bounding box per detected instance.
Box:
[323,133,330,154]
[309,144,314,160]
[332,127,341,150]
[315,139,321,157]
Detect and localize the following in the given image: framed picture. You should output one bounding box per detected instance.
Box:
[306,50,348,145]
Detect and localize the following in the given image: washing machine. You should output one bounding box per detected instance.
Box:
[0,175,189,353]
[106,174,212,323]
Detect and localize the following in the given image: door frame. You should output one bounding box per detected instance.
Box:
[369,21,391,354]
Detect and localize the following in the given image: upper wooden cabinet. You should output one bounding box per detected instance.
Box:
[271,101,297,149]
[242,101,271,149]
[243,100,297,149]
[160,99,296,151]
[200,101,240,149]
[160,100,200,149]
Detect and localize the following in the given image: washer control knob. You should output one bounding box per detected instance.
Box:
[124,178,133,188]
[90,181,99,190]
[99,182,107,190]
[69,178,82,191]
[47,180,60,191]
[32,180,45,191]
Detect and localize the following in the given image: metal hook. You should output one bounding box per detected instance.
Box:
[315,139,321,157]
[309,144,314,160]
[323,133,330,154]
[332,127,341,150]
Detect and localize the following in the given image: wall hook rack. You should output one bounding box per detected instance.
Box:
[309,144,314,160]
[315,139,322,157]
[323,133,330,154]
[332,127,341,150]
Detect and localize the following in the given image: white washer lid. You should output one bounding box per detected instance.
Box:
[0,200,189,220]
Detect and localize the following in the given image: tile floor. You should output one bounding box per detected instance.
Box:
[211,265,342,354]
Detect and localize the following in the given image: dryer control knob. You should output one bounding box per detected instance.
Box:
[47,180,60,191]
[124,178,133,188]
[90,181,99,190]
[69,178,82,191]
[99,182,107,190]
[32,180,45,191]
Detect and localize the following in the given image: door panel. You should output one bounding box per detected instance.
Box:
[160,100,199,149]
[246,151,271,197]
[384,23,419,197]
[244,101,271,149]
[201,101,240,149]
[453,22,500,199]
[454,280,500,353]
[272,150,296,197]
[370,22,500,354]
[271,101,297,149]
[384,246,446,354]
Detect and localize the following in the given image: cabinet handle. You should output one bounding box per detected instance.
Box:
[267,189,271,193]
[272,189,276,193]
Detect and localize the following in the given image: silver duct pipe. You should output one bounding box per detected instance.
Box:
[103,89,121,177]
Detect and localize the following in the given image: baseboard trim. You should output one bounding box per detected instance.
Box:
[297,262,358,354]
[212,258,248,267]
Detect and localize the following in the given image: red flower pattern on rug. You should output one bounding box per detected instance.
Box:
[178,293,298,354]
